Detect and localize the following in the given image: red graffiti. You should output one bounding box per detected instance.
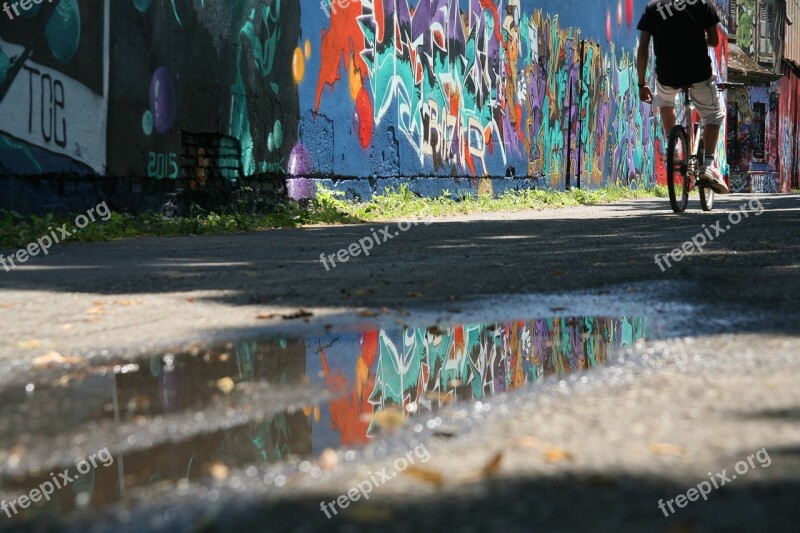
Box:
[479,0,503,42]
[356,87,374,148]
[320,350,374,446]
[316,1,369,111]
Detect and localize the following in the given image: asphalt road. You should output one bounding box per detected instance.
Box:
[1,193,799,532]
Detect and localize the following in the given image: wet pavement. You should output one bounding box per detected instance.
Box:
[1,313,648,524]
[1,195,799,531]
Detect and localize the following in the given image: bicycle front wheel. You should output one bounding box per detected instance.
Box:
[667,126,690,213]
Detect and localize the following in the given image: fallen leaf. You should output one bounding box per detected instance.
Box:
[357,309,379,318]
[481,452,503,476]
[667,521,694,533]
[319,448,338,470]
[352,289,371,297]
[256,313,277,320]
[282,309,313,320]
[17,339,41,350]
[341,506,394,522]
[404,465,444,487]
[32,351,81,368]
[585,474,616,487]
[544,448,574,463]
[208,463,229,481]
[368,409,406,429]
[113,300,142,306]
[215,377,236,394]
[185,297,197,304]
[514,436,545,450]
[85,306,104,315]
[649,442,686,457]
[126,396,151,412]
[433,427,458,439]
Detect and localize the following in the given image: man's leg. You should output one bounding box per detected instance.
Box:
[660,106,677,137]
[692,78,729,193]
[703,124,720,161]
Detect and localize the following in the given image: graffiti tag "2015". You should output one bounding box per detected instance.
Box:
[146,151,178,180]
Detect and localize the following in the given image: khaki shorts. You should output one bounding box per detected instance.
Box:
[654,76,725,126]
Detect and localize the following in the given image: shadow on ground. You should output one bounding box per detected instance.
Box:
[1,195,798,337]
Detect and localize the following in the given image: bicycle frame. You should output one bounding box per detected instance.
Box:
[665,81,741,213]
[681,88,703,185]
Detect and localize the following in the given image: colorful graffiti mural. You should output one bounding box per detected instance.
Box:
[778,66,800,191]
[309,0,658,188]
[106,0,300,181]
[1,1,740,206]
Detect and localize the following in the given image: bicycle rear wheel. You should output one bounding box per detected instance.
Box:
[697,139,715,211]
[667,126,690,213]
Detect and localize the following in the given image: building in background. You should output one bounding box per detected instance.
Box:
[778,0,800,190]
[725,0,796,192]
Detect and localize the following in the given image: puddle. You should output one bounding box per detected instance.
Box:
[0,315,648,523]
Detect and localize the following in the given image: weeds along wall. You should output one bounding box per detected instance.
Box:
[0,1,730,209]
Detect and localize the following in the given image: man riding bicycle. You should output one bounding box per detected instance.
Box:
[636,0,730,194]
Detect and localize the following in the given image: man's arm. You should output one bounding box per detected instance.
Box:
[637,31,653,103]
[706,24,719,47]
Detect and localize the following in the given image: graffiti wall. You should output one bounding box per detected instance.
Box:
[106,0,300,182]
[778,66,800,192]
[0,0,109,175]
[727,84,780,192]
[303,0,661,191]
[1,1,737,209]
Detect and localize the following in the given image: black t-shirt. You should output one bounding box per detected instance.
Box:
[637,0,720,87]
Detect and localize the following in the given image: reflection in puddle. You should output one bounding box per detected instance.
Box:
[0,316,647,523]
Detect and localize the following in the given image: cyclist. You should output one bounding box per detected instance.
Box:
[636,0,730,194]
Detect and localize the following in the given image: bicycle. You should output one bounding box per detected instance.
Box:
[666,82,743,213]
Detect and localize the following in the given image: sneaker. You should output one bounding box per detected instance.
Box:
[697,164,730,194]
